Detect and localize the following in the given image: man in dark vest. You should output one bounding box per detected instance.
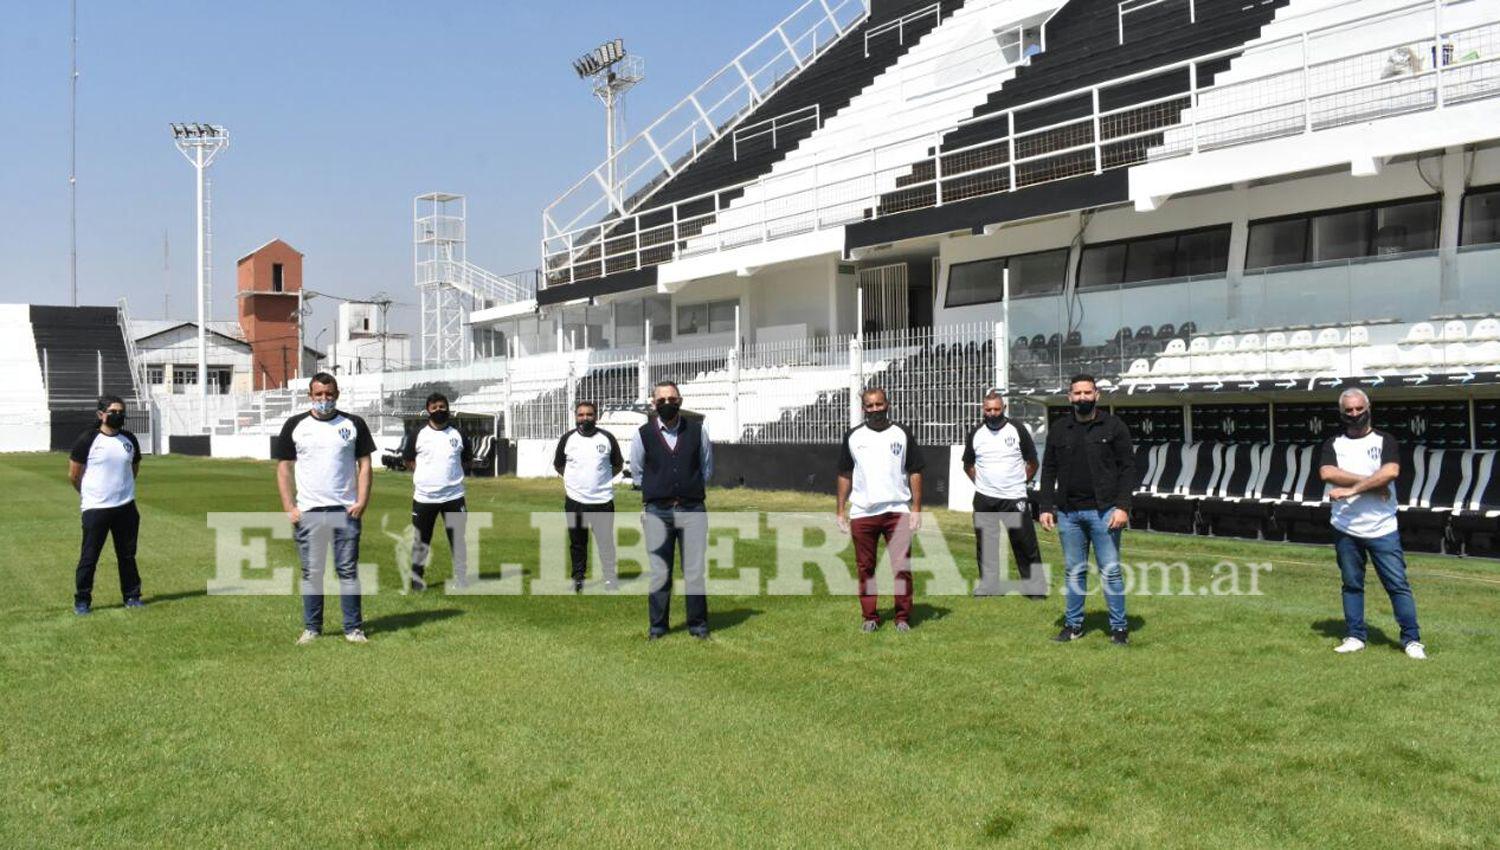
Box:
[628,380,714,640]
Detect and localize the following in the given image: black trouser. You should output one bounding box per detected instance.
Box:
[565,497,617,583]
[76,501,142,606]
[973,493,1043,587]
[643,500,708,635]
[411,498,467,582]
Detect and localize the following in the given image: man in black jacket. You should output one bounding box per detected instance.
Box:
[1037,374,1136,645]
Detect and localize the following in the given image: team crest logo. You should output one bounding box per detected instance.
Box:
[1368,446,1383,462]
[1409,416,1427,436]
[1004,435,1017,448]
[597,443,608,454]
[450,436,461,448]
[890,442,902,455]
[339,426,353,441]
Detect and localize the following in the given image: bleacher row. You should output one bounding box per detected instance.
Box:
[1103,440,1500,556]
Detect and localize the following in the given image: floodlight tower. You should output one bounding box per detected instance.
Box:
[170,122,229,432]
[572,39,644,209]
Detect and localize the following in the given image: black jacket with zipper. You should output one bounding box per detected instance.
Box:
[1038,411,1136,514]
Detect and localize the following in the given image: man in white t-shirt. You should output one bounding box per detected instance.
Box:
[274,373,376,645]
[1318,388,1424,659]
[67,395,144,614]
[554,401,624,593]
[836,388,925,632]
[401,392,472,592]
[962,390,1044,598]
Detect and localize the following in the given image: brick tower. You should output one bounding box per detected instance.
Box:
[236,239,304,390]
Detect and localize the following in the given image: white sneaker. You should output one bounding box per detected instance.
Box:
[344,629,368,644]
[1334,637,1366,654]
[1404,641,1428,660]
[296,630,318,646]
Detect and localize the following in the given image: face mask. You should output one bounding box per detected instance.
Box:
[104,411,125,429]
[1072,399,1097,417]
[312,399,336,417]
[1340,410,1371,430]
[578,418,597,434]
[429,409,450,426]
[865,409,889,427]
[655,401,680,420]
[983,414,1005,429]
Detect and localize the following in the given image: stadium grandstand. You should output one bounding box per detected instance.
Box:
[23,0,1500,555]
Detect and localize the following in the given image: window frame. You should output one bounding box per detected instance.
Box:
[1459,183,1500,248]
[1076,223,1233,291]
[675,297,737,337]
[944,247,1070,308]
[1245,194,1441,270]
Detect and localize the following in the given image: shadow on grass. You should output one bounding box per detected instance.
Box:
[708,607,761,633]
[365,608,464,635]
[1052,611,1148,634]
[1311,617,1398,648]
[909,603,953,627]
[145,589,208,606]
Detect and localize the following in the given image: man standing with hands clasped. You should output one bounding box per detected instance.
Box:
[403,392,472,592]
[963,390,1045,598]
[555,401,623,593]
[1038,374,1135,645]
[629,381,713,640]
[837,388,925,633]
[1320,388,1425,659]
[275,373,376,645]
[68,395,145,614]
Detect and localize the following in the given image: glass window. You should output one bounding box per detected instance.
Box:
[676,299,735,336]
[945,258,1003,307]
[1176,227,1231,276]
[1008,249,1069,297]
[615,300,644,347]
[146,365,164,385]
[1246,219,1307,269]
[645,296,671,342]
[1373,198,1439,254]
[709,301,737,334]
[1461,188,1500,246]
[1078,243,1127,289]
[1310,208,1371,261]
[1122,234,1178,283]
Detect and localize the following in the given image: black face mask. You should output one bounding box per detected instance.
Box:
[104,411,125,429]
[577,419,597,434]
[983,414,1005,429]
[865,409,890,428]
[429,409,450,426]
[1340,410,1371,431]
[1072,399,1097,418]
[655,401,680,420]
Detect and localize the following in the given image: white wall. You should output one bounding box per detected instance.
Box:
[0,304,50,453]
[516,438,560,479]
[210,434,272,460]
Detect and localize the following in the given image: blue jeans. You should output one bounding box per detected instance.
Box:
[1057,508,1127,632]
[1334,529,1420,645]
[295,509,364,634]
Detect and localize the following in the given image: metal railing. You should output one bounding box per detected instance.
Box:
[542,0,868,242]
[541,0,1500,287]
[865,2,940,57]
[117,297,151,404]
[732,104,822,160]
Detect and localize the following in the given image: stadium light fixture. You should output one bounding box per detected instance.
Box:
[570,38,643,212]
[169,121,230,432]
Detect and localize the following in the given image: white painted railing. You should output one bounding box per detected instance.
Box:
[542,0,868,242]
[541,0,1500,288]
[865,2,941,56]
[732,104,822,160]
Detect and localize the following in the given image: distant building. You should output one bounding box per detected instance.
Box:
[331,300,410,375]
[237,238,307,390]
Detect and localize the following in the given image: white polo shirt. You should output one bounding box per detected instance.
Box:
[273,411,377,511]
[1319,429,1400,539]
[838,421,926,519]
[70,428,141,511]
[555,427,623,504]
[962,418,1038,500]
[402,424,471,504]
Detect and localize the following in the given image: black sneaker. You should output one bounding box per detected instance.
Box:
[573,579,585,595]
[1110,629,1129,646]
[690,630,711,641]
[647,630,667,641]
[410,574,426,593]
[1052,625,1083,642]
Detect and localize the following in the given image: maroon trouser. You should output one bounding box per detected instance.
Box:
[851,512,914,624]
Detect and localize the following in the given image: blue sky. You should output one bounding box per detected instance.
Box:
[0,0,782,339]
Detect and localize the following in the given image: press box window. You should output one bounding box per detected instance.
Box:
[945,249,1067,307]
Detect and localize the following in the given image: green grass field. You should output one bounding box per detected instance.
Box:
[2,453,1498,848]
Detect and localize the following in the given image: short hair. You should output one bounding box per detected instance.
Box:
[861,387,888,404]
[653,380,680,397]
[1338,387,1371,408]
[97,395,125,412]
[982,389,1005,403]
[425,392,449,408]
[1068,373,1097,390]
[310,372,339,391]
[575,401,598,415]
